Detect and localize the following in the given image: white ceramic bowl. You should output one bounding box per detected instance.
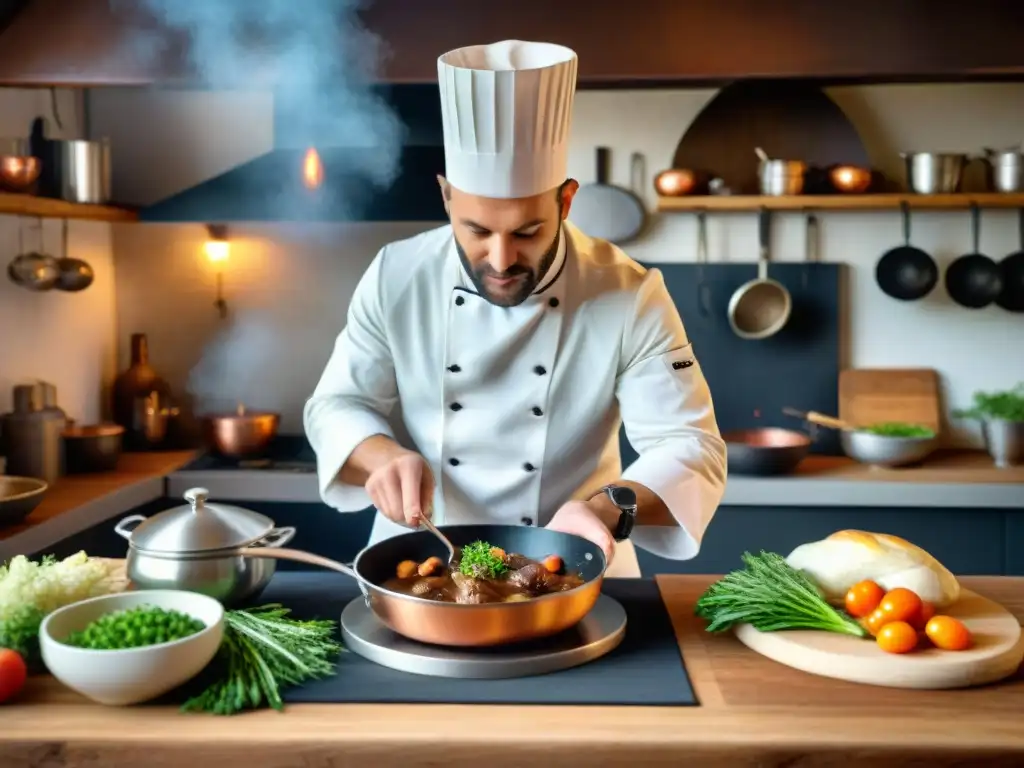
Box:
[39,589,225,706]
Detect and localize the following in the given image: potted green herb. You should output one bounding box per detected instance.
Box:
[953,383,1024,468]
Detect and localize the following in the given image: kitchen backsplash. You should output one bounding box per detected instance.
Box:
[0,89,117,424]
[5,84,1024,448]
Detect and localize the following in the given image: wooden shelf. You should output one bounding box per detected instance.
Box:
[656,193,1024,213]
[0,192,138,222]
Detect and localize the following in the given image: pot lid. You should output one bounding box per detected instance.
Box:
[126,487,275,553]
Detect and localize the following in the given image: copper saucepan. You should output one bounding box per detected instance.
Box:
[203,402,280,457]
[236,524,607,647]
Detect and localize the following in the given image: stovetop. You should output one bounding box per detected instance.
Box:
[178,435,317,473]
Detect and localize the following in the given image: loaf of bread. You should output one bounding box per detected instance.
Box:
[785,530,961,608]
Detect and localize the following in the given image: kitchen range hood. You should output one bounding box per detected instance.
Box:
[140,84,448,223]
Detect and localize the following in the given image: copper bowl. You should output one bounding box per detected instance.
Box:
[204,404,280,457]
[654,168,707,197]
[830,165,872,194]
[0,138,42,192]
[62,423,124,474]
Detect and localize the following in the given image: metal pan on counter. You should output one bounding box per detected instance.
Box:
[783,408,938,467]
[114,487,607,648]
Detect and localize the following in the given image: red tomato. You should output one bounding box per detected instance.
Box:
[879,587,923,624]
[0,649,28,704]
[925,616,973,651]
[845,580,885,618]
[876,621,919,654]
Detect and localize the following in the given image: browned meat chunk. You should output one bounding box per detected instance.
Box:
[505,553,533,570]
[506,563,558,593]
[450,572,502,604]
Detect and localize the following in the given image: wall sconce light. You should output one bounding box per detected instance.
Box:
[204,223,230,319]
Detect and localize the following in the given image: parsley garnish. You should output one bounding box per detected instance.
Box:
[458,541,508,579]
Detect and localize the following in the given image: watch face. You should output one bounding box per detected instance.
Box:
[609,485,637,509]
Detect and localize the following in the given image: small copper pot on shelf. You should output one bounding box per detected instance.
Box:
[654,168,710,197]
[829,164,873,194]
[203,403,280,458]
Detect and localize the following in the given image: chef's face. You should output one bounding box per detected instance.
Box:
[439,176,579,307]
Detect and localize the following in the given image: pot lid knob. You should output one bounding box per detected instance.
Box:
[184,487,210,510]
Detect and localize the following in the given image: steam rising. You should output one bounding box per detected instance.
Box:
[126,0,405,189]
[119,1,409,423]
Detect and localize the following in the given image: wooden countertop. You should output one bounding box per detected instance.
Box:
[0,451,197,542]
[791,449,1024,483]
[1,574,1021,767]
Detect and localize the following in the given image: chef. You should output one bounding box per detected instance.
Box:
[304,39,727,578]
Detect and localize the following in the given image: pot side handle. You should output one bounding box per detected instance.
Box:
[260,527,296,548]
[114,514,147,540]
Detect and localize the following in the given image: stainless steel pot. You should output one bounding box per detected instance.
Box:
[114,487,296,605]
[983,148,1024,193]
[755,147,805,196]
[51,138,112,204]
[900,152,969,194]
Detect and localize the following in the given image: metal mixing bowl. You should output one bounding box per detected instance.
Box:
[840,430,937,468]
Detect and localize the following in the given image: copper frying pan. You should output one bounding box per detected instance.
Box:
[235,524,607,647]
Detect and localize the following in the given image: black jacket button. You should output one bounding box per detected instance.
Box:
[450,402,462,411]
[449,458,460,466]
[548,297,559,308]
[533,365,546,375]
[521,517,533,526]
[523,462,535,472]
[455,296,465,306]
[447,364,461,373]
[532,406,543,417]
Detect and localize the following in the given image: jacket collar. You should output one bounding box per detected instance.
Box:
[447,223,569,297]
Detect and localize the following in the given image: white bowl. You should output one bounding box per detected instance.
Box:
[39,589,225,706]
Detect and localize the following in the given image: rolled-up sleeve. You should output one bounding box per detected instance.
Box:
[303,247,397,511]
[617,267,727,560]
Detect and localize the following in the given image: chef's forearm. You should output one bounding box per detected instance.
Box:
[587,480,675,529]
[338,434,408,485]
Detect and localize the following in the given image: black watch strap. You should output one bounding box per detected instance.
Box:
[600,484,638,541]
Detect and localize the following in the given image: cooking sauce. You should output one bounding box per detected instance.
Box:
[381,547,583,604]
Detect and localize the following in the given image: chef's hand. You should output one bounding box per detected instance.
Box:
[365,448,435,528]
[545,501,616,566]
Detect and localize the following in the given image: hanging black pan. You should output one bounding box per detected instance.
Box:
[945,204,1002,309]
[995,208,1024,313]
[875,201,938,301]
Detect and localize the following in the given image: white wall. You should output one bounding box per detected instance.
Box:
[92,84,1024,447]
[0,89,116,425]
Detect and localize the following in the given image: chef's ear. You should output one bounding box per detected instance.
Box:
[558,179,580,219]
[437,175,452,214]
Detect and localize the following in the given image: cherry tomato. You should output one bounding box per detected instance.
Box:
[0,649,28,704]
[863,607,890,636]
[910,600,936,631]
[925,615,973,651]
[845,580,885,618]
[879,587,923,624]
[876,621,918,654]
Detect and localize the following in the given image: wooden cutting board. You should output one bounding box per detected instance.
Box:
[839,368,941,433]
[734,589,1024,689]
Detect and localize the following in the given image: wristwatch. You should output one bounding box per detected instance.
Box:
[598,484,638,541]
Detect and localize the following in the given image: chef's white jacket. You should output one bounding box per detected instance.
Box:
[304,221,726,578]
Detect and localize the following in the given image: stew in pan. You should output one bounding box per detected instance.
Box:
[381,540,584,604]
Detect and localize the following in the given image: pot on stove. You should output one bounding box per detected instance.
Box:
[114,486,296,606]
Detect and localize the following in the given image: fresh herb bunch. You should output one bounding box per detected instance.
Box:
[861,421,935,438]
[458,540,508,579]
[181,604,341,715]
[695,551,868,638]
[953,383,1024,423]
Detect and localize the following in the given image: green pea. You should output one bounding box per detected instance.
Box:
[63,605,207,650]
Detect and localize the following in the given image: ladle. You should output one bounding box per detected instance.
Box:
[55,218,94,292]
[782,407,853,431]
[7,216,58,291]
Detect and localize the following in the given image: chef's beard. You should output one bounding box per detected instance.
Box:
[455,225,561,308]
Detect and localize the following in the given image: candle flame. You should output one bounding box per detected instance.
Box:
[303,147,324,189]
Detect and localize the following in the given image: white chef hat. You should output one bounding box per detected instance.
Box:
[437,40,578,199]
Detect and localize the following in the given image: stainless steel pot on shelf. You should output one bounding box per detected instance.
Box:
[900,151,970,194]
[114,487,296,605]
